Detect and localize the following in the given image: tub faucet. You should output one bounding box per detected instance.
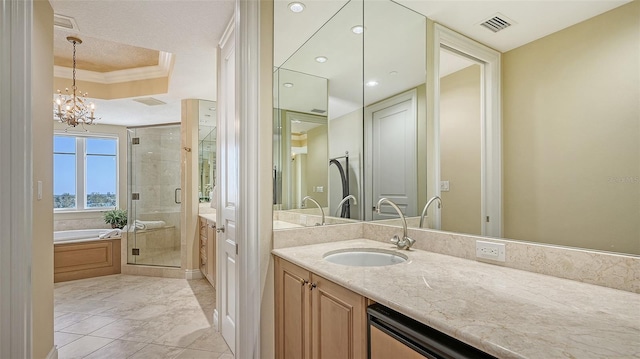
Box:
[302,196,325,226]
[376,198,415,250]
[334,195,357,217]
[419,196,442,228]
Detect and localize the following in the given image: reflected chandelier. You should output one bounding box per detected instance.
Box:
[54,36,98,128]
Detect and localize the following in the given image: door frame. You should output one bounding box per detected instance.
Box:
[0,0,33,357]
[364,89,418,221]
[432,24,502,237]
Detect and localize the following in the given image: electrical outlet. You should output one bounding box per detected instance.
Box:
[440,180,450,192]
[476,240,505,262]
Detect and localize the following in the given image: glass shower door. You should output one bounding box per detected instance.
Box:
[127,124,182,267]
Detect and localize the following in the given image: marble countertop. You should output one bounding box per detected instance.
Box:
[272,239,640,359]
[198,212,216,224]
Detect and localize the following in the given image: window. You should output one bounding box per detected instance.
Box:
[54,134,118,211]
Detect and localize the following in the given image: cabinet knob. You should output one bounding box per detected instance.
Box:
[300,279,309,286]
[308,282,317,290]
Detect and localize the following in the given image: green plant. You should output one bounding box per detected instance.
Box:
[104,208,127,229]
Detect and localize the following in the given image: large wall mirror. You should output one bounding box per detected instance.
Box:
[273,0,639,256]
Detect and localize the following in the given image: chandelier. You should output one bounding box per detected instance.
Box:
[54,36,98,128]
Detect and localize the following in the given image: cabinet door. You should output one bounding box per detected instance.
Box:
[199,219,208,276]
[206,221,216,287]
[275,258,311,359]
[311,274,366,359]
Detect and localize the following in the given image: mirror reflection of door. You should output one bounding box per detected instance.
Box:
[286,112,328,209]
[365,90,418,220]
[439,48,482,235]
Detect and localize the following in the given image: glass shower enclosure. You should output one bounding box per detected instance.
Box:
[127,124,181,267]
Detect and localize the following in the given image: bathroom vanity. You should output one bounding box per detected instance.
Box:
[199,214,216,287]
[272,239,640,359]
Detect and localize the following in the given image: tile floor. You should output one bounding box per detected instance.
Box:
[54,274,232,359]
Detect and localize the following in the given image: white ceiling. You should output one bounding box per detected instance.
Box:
[49,0,234,127]
[397,0,631,53]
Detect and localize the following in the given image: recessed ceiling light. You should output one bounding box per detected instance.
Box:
[365,80,379,87]
[283,82,294,88]
[288,2,305,13]
[315,56,328,63]
[351,25,365,34]
[389,71,398,76]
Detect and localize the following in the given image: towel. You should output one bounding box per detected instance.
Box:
[134,220,166,230]
[99,229,122,239]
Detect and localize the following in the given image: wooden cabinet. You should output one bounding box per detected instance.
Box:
[275,257,366,359]
[199,217,216,287]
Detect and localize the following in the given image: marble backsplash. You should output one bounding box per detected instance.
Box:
[273,222,640,293]
[274,209,359,227]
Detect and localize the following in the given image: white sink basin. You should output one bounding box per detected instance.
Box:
[323,249,407,267]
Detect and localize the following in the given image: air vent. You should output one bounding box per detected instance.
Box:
[54,14,79,31]
[310,108,326,114]
[479,14,514,33]
[133,97,167,106]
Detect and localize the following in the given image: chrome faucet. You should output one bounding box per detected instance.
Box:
[376,198,415,250]
[334,195,357,217]
[302,196,325,226]
[419,196,442,228]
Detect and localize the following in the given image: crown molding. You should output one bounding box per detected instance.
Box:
[54,51,173,84]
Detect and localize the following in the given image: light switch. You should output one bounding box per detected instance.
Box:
[440,180,450,192]
[37,181,43,200]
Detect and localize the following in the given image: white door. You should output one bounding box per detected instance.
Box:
[366,90,417,220]
[218,20,237,354]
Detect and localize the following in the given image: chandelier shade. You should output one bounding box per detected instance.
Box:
[54,36,98,128]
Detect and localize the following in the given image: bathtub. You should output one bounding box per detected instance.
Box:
[54,229,121,282]
[54,229,121,243]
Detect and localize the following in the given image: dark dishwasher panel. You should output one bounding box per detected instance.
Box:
[367,303,497,359]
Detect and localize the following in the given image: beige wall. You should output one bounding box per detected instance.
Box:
[52,122,129,231]
[181,99,201,272]
[503,0,639,254]
[305,125,328,206]
[32,1,54,357]
[440,64,482,235]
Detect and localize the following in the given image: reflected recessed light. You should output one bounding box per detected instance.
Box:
[366,80,379,87]
[209,107,216,111]
[283,82,294,88]
[288,2,305,13]
[292,120,301,124]
[389,71,398,76]
[351,25,365,34]
[315,56,328,63]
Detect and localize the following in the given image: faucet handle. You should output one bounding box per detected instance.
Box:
[390,235,400,245]
[404,237,415,249]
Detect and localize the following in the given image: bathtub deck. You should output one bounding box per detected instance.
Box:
[54,239,121,283]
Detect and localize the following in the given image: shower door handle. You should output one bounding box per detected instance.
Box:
[174,188,182,204]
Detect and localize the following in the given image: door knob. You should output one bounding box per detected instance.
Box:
[216,225,225,233]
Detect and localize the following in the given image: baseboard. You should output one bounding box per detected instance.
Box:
[185,269,203,280]
[213,309,219,331]
[46,345,58,359]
